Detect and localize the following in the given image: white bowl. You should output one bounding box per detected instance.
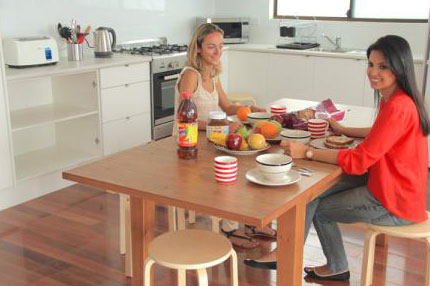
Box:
[256,153,292,182]
[280,129,311,144]
[247,112,272,124]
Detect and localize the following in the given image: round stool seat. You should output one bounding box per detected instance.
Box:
[149,229,233,270]
[369,214,430,239]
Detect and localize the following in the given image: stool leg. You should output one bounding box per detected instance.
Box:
[178,269,186,286]
[144,258,155,286]
[124,196,133,277]
[230,249,239,286]
[425,237,430,286]
[119,194,126,255]
[168,206,177,231]
[177,208,186,230]
[188,210,196,224]
[196,268,208,286]
[211,216,221,233]
[361,230,379,286]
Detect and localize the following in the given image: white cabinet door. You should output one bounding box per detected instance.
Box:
[227,51,269,105]
[0,52,13,189]
[103,113,151,155]
[101,81,150,122]
[312,57,366,106]
[267,53,314,103]
[100,62,150,88]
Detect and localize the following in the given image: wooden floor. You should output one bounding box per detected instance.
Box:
[0,180,428,286]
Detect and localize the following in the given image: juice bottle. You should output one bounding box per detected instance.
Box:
[176,92,198,159]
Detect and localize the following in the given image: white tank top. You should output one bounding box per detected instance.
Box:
[174,66,221,122]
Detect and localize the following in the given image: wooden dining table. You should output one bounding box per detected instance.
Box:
[63,98,375,286]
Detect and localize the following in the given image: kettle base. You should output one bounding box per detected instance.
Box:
[95,51,113,57]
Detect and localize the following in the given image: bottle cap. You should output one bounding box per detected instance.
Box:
[209,111,226,120]
[182,92,192,99]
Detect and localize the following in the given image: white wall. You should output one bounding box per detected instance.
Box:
[214,0,428,57]
[0,0,214,56]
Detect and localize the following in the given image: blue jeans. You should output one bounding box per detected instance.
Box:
[304,174,410,272]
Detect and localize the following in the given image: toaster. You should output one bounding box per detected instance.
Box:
[3,36,59,68]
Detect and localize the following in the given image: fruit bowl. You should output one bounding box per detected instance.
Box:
[213,143,271,156]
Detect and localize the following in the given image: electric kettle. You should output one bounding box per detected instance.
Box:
[94,27,116,57]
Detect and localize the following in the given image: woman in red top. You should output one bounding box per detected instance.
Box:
[244,35,429,281]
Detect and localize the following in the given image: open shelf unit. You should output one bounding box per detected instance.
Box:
[7,71,102,181]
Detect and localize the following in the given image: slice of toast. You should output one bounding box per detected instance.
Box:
[324,135,354,149]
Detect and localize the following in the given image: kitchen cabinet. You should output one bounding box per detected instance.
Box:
[0,53,13,190]
[6,72,101,181]
[227,50,269,104]
[100,62,151,155]
[312,57,366,106]
[267,53,314,103]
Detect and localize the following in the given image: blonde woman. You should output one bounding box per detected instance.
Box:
[174,23,275,248]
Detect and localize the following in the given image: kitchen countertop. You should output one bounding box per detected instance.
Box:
[5,53,152,81]
[226,43,424,63]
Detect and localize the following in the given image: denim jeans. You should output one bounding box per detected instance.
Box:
[304,174,410,272]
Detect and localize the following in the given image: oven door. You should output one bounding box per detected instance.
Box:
[152,69,181,126]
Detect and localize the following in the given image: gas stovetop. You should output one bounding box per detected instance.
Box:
[114,38,188,57]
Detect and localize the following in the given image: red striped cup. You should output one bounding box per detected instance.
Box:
[214,156,237,184]
[270,104,287,115]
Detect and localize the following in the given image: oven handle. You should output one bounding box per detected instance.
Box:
[164,74,180,80]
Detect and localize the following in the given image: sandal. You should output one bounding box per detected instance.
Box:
[304,267,350,281]
[245,225,277,239]
[221,228,260,249]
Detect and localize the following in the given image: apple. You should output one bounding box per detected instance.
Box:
[236,125,249,140]
[225,133,243,150]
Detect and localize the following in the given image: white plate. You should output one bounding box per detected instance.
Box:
[213,143,270,156]
[246,168,301,186]
[227,115,250,125]
[310,138,358,150]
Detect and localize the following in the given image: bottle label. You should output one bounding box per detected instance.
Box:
[207,125,229,140]
[177,123,198,147]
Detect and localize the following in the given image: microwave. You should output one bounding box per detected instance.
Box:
[197,17,250,44]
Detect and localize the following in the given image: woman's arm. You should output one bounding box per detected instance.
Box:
[280,141,339,164]
[328,118,371,138]
[216,78,265,115]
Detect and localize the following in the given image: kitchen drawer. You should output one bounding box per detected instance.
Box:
[103,113,152,155]
[100,62,150,88]
[101,81,150,123]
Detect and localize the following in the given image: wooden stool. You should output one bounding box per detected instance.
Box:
[144,229,238,286]
[361,212,430,286]
[228,92,257,106]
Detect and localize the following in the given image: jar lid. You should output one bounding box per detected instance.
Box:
[209,111,226,120]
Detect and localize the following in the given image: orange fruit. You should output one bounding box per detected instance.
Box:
[237,107,251,121]
[260,121,279,139]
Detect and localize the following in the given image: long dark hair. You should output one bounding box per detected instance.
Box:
[367,35,429,135]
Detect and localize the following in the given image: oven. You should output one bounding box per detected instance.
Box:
[151,55,187,140]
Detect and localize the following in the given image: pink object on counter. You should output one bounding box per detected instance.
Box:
[315,99,345,121]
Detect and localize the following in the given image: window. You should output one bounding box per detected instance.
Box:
[274,0,430,22]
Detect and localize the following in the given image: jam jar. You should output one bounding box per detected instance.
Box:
[207,111,229,141]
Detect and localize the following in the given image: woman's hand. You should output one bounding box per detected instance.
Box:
[280,140,307,159]
[229,122,241,133]
[327,118,345,135]
[250,105,266,113]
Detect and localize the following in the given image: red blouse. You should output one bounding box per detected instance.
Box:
[338,90,428,223]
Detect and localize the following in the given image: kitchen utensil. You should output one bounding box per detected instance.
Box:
[67,43,84,61]
[94,27,116,57]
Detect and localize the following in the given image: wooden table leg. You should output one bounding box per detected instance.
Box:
[130,197,155,286]
[277,202,306,286]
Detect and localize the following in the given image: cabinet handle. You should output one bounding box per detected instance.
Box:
[125,64,129,67]
[126,116,130,120]
[125,84,129,87]
[95,138,100,144]
[92,81,97,88]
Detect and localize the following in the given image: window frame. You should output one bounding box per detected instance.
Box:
[273,0,427,23]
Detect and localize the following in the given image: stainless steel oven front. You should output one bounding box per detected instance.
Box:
[151,55,187,140]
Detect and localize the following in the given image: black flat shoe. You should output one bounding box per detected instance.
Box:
[243,258,276,270]
[305,269,350,281]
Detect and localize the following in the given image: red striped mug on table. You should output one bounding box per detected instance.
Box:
[270,104,287,115]
[214,156,238,184]
[308,119,328,139]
